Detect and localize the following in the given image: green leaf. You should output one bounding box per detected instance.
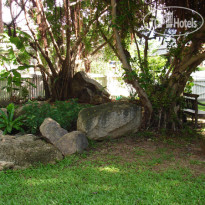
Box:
[17,65,34,70]
[12,70,21,78]
[7,76,12,85]
[1,86,7,90]
[25,80,37,88]
[0,109,8,121]
[6,87,12,93]
[3,129,7,135]
[0,71,10,79]
[7,103,15,122]
[12,87,20,91]
[0,124,6,129]
[10,36,24,50]
[7,125,12,133]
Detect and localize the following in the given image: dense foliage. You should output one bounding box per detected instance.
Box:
[22,100,91,134]
[103,0,205,129]
[0,103,24,134]
[1,0,205,130]
[0,33,36,89]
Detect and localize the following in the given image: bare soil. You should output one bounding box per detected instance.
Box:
[85,131,205,176]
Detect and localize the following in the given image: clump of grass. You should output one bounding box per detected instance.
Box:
[134,147,145,156]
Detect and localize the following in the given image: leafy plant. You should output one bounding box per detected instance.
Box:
[116,96,123,101]
[21,86,29,100]
[22,99,91,134]
[0,103,24,134]
[0,33,35,99]
[184,76,194,94]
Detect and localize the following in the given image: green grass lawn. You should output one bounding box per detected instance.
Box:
[0,136,205,205]
[199,102,205,111]
[198,67,205,71]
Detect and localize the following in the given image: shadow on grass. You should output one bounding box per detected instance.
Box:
[0,155,205,205]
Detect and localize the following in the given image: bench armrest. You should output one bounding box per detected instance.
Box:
[183,92,199,99]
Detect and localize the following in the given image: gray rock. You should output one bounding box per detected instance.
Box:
[77,102,142,140]
[55,131,88,156]
[40,118,68,144]
[71,71,111,104]
[40,118,88,156]
[0,134,63,170]
[0,161,14,171]
[16,134,39,141]
[0,135,16,141]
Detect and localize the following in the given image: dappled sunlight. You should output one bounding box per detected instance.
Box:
[0,160,204,204]
[24,178,59,186]
[98,166,120,173]
[23,176,113,193]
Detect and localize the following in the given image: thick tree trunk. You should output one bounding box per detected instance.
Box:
[84,58,91,73]
[111,0,153,126]
[152,62,200,129]
[48,61,74,101]
[41,72,51,99]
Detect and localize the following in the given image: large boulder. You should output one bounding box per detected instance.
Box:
[40,118,89,156]
[0,134,63,170]
[40,118,68,144]
[0,161,15,171]
[77,102,142,140]
[55,131,88,156]
[71,71,111,104]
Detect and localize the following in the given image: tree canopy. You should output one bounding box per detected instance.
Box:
[0,0,205,129]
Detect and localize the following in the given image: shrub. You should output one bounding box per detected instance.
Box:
[0,103,24,134]
[22,99,91,134]
[21,86,29,100]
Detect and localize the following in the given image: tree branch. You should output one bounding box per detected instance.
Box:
[91,41,108,56]
[23,1,57,77]
[7,0,28,27]
[63,0,71,64]
[70,0,83,7]
[37,64,51,77]
[133,32,143,70]
[71,7,108,56]
[98,24,120,59]
[37,0,64,64]
[181,51,205,71]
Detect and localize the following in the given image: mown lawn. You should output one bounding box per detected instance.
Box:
[198,102,205,111]
[0,135,205,205]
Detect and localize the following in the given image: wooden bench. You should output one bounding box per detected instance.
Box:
[183,93,205,127]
